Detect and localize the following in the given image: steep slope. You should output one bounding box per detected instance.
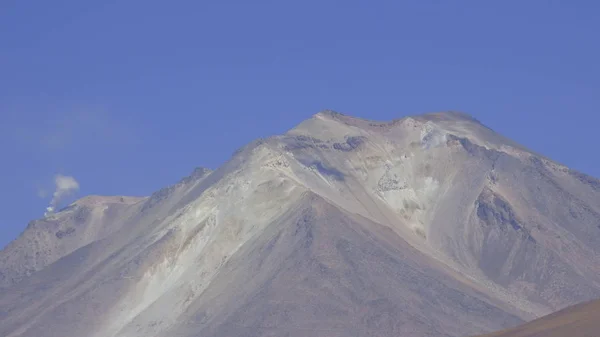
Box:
[276,111,600,316]
[0,110,599,337]
[479,298,600,337]
[162,193,522,337]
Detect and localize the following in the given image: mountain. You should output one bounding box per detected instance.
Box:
[1,111,599,337]
[0,167,212,288]
[479,298,600,337]
[0,196,145,287]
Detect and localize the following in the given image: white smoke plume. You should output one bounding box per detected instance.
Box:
[44,174,80,217]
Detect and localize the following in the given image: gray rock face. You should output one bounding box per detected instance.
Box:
[0,111,599,337]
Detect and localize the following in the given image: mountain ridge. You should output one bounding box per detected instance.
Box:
[1,110,599,337]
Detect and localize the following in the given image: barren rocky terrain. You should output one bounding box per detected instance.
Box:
[1,111,599,337]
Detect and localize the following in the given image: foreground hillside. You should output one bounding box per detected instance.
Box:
[480,298,600,337]
[1,111,599,337]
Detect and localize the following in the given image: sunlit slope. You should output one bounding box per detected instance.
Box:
[1,111,599,337]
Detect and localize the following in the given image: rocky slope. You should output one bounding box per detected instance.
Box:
[0,111,599,337]
[0,195,145,287]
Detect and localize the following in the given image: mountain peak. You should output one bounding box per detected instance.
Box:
[313,109,344,118]
[416,110,484,124]
[422,110,477,119]
[2,110,599,337]
[309,110,484,132]
[288,110,525,157]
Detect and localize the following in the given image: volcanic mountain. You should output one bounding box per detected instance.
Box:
[1,111,599,337]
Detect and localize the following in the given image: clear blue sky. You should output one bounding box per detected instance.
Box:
[1,1,598,248]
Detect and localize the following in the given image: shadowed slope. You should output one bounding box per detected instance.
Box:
[479,298,600,337]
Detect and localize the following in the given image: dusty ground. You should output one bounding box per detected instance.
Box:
[480,298,600,337]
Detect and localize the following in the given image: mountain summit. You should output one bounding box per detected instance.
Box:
[1,111,599,337]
